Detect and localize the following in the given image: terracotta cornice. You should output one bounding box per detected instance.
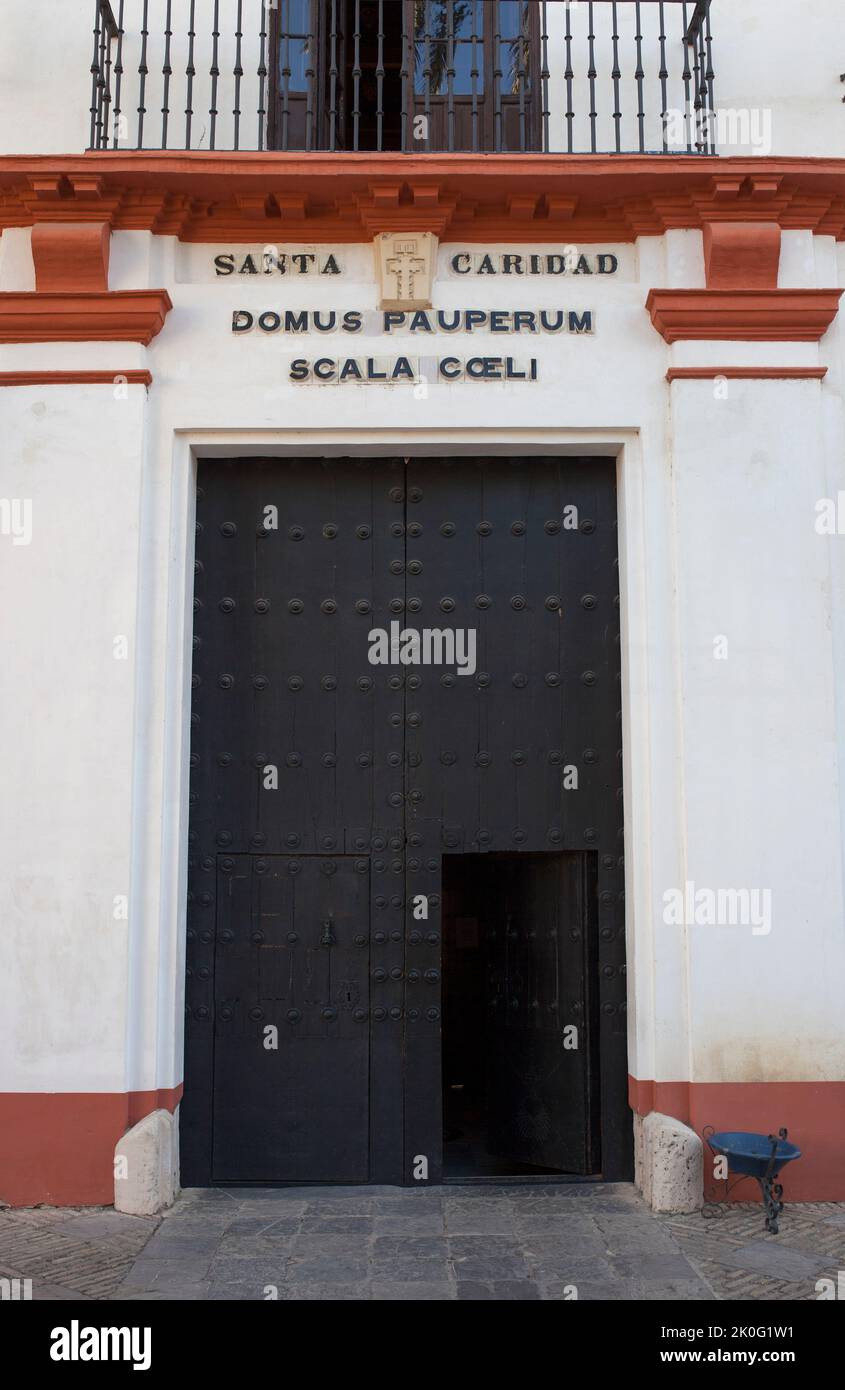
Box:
[666,367,828,381]
[646,289,844,343]
[0,370,152,386]
[0,154,844,243]
[0,290,173,343]
[355,182,459,238]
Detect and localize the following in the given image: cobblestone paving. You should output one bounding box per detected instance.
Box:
[0,1205,160,1299]
[3,1190,842,1301]
[659,1202,845,1301]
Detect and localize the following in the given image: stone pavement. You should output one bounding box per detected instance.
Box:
[660,1202,845,1301]
[1,1186,842,1301]
[113,1182,717,1301]
[1,1184,709,1301]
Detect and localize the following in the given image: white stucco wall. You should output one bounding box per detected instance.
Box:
[1,221,843,1101]
[671,376,845,1084]
[0,380,147,1090]
[0,0,842,156]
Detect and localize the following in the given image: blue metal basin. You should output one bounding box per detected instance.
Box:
[708,1131,801,1178]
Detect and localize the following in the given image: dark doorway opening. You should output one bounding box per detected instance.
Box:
[442,852,601,1179]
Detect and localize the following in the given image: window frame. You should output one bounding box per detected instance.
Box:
[268,0,544,153]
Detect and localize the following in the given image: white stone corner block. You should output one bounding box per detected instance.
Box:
[633,1111,649,1204]
[114,1107,180,1216]
[640,1112,703,1214]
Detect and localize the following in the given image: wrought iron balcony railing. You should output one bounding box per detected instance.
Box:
[89,1,716,156]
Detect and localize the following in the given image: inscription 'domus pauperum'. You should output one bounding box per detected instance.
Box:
[231,308,595,334]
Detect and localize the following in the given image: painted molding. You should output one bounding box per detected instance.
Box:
[357,183,457,239]
[703,220,781,289]
[0,289,173,343]
[0,369,152,386]
[0,154,844,243]
[31,220,111,292]
[666,367,828,381]
[646,288,843,343]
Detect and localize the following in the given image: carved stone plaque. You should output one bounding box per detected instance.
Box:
[375,231,438,310]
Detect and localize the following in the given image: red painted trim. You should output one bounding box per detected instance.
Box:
[2,1078,841,1205]
[666,367,828,381]
[0,290,172,344]
[127,1086,184,1127]
[629,1076,845,1202]
[629,1078,693,1125]
[703,221,781,290]
[31,221,110,293]
[646,288,843,342]
[1,154,844,242]
[0,1087,182,1207]
[0,370,152,387]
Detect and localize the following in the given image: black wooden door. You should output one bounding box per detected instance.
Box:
[182,456,628,1186]
[401,458,626,1181]
[212,854,371,1182]
[184,458,406,1186]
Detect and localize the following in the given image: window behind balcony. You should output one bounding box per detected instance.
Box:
[269,0,545,152]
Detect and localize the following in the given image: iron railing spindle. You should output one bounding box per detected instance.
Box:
[587,2,597,154]
[233,0,243,152]
[611,1,621,154]
[112,0,125,148]
[257,0,268,151]
[185,0,196,149]
[161,0,172,148]
[209,0,220,151]
[352,0,362,151]
[137,0,149,149]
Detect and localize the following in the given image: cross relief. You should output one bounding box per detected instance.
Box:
[376,232,437,310]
